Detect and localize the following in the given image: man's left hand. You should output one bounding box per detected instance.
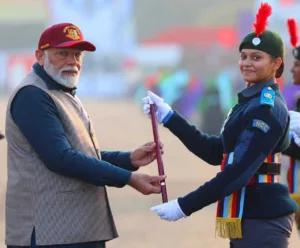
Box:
[130,141,164,168]
[151,199,187,221]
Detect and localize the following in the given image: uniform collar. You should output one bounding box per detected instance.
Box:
[238,78,279,103]
[32,62,77,96]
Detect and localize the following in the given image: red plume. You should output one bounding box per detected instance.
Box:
[253,3,272,37]
[287,18,298,48]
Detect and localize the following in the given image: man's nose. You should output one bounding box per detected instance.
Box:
[66,55,77,65]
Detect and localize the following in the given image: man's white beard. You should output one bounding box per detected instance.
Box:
[43,52,80,89]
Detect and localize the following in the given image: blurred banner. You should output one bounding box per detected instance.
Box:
[0,0,47,22]
[46,0,136,98]
[5,54,36,93]
[0,52,7,89]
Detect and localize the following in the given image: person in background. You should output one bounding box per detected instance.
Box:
[282,18,300,235]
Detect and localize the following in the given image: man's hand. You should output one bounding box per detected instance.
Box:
[128,173,166,195]
[151,199,187,221]
[130,141,164,168]
[142,91,173,124]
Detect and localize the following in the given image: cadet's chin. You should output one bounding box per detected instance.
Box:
[242,75,256,83]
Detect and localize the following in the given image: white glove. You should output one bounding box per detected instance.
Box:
[142,91,172,124]
[289,110,300,131]
[291,130,300,147]
[151,199,187,221]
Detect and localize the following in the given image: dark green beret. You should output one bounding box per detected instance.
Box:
[239,29,285,58]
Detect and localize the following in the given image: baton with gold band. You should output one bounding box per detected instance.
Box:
[149,100,168,203]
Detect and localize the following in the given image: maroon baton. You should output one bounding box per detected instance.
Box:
[149,102,168,203]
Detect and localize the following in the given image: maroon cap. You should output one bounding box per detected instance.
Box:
[38,23,96,52]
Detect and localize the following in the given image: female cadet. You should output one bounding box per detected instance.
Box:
[142,3,298,247]
[282,18,300,235]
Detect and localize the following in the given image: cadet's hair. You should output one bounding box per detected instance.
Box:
[270,55,284,78]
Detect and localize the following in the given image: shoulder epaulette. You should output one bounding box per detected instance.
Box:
[260,86,275,108]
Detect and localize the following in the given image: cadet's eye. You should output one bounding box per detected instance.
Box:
[240,54,247,60]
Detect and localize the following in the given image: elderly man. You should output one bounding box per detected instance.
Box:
[5,23,165,248]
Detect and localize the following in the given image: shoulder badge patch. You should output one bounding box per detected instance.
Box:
[260,86,275,108]
[253,119,270,133]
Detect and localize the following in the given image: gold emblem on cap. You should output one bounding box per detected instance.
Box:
[63,25,80,40]
[40,43,50,49]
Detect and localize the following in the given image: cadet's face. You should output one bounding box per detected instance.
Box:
[239,49,281,83]
[291,60,300,85]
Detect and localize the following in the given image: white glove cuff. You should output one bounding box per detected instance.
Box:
[293,133,300,147]
[176,199,187,218]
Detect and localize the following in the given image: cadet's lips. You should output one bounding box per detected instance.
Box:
[242,70,255,75]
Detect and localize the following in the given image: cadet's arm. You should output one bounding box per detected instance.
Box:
[163,111,224,165]
[176,107,284,216]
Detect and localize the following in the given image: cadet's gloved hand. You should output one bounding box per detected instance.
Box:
[142,91,173,124]
[289,110,300,131]
[291,128,300,147]
[289,111,300,147]
[151,199,187,221]
[291,131,300,147]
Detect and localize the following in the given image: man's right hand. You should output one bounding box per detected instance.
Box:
[128,172,166,195]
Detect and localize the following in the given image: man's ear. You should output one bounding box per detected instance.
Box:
[35,50,45,66]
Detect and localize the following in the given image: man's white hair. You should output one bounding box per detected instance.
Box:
[43,50,80,89]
